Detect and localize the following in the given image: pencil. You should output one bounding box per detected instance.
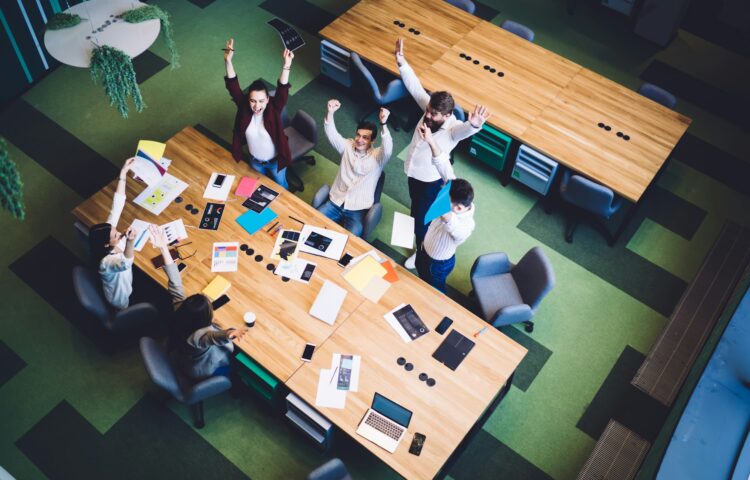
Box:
[473,326,488,338]
[289,215,305,225]
[329,366,339,383]
[266,221,279,233]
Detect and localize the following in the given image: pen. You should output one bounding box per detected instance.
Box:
[220,48,235,52]
[473,326,488,338]
[329,366,339,383]
[134,228,148,249]
[289,215,304,225]
[266,221,279,233]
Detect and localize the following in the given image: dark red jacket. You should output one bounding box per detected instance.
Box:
[225,76,292,171]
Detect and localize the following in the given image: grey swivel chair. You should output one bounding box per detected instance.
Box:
[351,52,408,131]
[306,458,352,480]
[470,247,555,333]
[559,169,622,245]
[284,109,318,193]
[72,266,158,333]
[312,172,385,240]
[638,82,677,109]
[139,337,232,428]
[500,19,535,42]
[444,0,476,14]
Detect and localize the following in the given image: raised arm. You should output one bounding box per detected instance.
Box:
[323,99,347,155]
[224,38,236,79]
[151,225,186,304]
[106,158,134,226]
[376,108,393,166]
[223,38,245,105]
[270,49,294,110]
[451,105,489,142]
[395,38,430,110]
[279,48,293,85]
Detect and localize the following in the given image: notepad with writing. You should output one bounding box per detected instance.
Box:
[202,275,231,301]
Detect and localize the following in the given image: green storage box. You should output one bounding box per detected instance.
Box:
[235,352,280,403]
[468,124,512,172]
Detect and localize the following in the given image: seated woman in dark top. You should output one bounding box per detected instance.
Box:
[150,225,247,379]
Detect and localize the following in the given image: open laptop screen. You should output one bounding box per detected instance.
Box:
[372,393,412,428]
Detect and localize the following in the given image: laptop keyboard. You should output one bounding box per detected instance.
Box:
[365,411,404,441]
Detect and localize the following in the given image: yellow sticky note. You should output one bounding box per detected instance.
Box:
[343,256,387,292]
[136,140,166,161]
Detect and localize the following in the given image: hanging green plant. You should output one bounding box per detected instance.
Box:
[46,12,83,30]
[121,5,179,69]
[90,45,144,119]
[0,138,26,221]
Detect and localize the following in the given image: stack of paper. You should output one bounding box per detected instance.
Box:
[203,173,235,202]
[116,219,151,252]
[299,225,347,260]
[315,353,362,409]
[211,242,239,272]
[133,173,188,215]
[202,275,231,301]
[342,251,395,302]
[132,140,168,186]
[309,280,347,325]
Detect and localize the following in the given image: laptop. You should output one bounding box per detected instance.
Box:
[356,393,412,453]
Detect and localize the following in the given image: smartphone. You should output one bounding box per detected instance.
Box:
[301,343,315,362]
[338,253,353,267]
[337,355,353,390]
[213,174,227,188]
[212,294,230,310]
[177,262,187,272]
[409,433,426,456]
[436,316,453,335]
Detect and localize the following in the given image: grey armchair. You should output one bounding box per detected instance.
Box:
[139,337,232,428]
[470,247,555,332]
[500,20,535,42]
[72,266,157,333]
[306,458,352,480]
[559,169,622,245]
[284,109,318,193]
[312,172,385,240]
[444,0,476,14]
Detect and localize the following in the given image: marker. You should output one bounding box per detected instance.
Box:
[288,215,304,225]
[221,48,235,52]
[473,326,488,338]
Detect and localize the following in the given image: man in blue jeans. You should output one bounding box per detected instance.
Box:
[317,99,393,237]
[416,179,476,293]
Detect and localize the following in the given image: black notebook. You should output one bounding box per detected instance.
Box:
[432,330,475,371]
[243,185,279,212]
[267,18,305,51]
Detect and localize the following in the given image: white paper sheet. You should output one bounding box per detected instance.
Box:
[161,219,188,244]
[274,258,316,283]
[203,173,235,202]
[331,354,361,392]
[116,219,152,252]
[391,212,415,249]
[309,280,347,325]
[315,368,347,409]
[299,225,348,260]
[211,242,240,272]
[384,303,413,343]
[133,174,188,215]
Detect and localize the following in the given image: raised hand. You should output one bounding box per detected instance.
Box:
[121,157,136,174]
[224,38,234,62]
[282,48,294,68]
[149,224,168,249]
[468,104,490,128]
[327,99,341,113]
[394,38,405,66]
[125,226,137,242]
[379,107,390,124]
[417,121,432,142]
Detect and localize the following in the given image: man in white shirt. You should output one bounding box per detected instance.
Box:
[395,38,488,268]
[88,158,137,310]
[318,99,393,237]
[416,179,476,293]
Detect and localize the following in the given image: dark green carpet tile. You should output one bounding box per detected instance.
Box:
[286,75,418,206]
[682,0,750,57]
[194,123,232,152]
[472,1,501,21]
[640,60,750,128]
[497,326,552,392]
[673,133,750,196]
[576,346,645,440]
[259,0,335,37]
[16,397,250,480]
[0,340,26,387]
[518,200,686,317]
[187,0,216,9]
[640,185,706,240]
[132,50,169,85]
[614,382,669,443]
[0,100,118,198]
[449,429,553,480]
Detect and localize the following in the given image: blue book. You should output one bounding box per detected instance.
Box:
[236,207,278,235]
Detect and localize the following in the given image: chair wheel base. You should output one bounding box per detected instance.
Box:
[524,322,534,333]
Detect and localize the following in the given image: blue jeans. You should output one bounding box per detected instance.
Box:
[416,248,455,293]
[317,199,366,237]
[408,177,443,250]
[249,156,288,190]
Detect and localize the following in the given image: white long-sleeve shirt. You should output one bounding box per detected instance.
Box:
[398,61,480,182]
[99,192,133,310]
[423,203,476,260]
[324,117,393,211]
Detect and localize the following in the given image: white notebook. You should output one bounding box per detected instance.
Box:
[309,280,347,325]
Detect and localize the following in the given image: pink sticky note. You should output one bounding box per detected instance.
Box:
[235,176,257,197]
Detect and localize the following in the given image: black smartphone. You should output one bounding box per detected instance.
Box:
[177,262,187,272]
[409,433,426,456]
[301,343,315,362]
[436,317,453,335]
[212,294,230,310]
[213,174,227,188]
[338,253,353,267]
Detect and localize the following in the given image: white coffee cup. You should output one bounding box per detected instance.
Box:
[243,312,256,326]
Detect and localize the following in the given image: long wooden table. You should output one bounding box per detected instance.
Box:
[320,0,692,203]
[72,127,527,479]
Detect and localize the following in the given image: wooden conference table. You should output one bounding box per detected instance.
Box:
[72,127,527,479]
[320,0,692,203]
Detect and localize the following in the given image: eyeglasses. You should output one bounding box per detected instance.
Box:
[174,241,196,261]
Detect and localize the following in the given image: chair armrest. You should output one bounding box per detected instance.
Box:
[470,252,512,279]
[186,375,232,404]
[491,304,532,328]
[381,79,407,104]
[110,303,158,333]
[312,184,330,209]
[362,203,383,240]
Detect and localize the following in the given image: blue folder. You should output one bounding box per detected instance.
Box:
[236,208,278,235]
[424,181,452,225]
